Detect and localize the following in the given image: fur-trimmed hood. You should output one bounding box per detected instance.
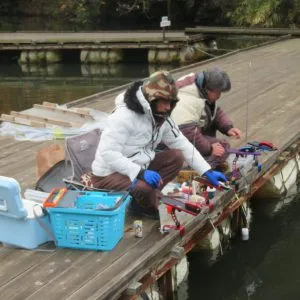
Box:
[117,81,177,120]
[115,81,151,115]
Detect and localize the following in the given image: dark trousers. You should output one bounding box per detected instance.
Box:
[180,125,230,168]
[91,149,184,209]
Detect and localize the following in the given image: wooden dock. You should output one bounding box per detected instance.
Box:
[0,31,209,65]
[185,26,300,37]
[0,38,300,299]
[0,31,189,50]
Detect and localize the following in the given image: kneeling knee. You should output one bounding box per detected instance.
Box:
[171,149,185,166]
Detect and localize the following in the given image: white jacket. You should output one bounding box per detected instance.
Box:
[92,85,211,182]
[171,72,206,126]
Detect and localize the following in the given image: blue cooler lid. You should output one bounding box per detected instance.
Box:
[0,176,28,219]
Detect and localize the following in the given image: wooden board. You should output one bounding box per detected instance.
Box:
[0,102,95,128]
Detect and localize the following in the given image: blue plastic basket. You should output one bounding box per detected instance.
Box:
[47,191,131,251]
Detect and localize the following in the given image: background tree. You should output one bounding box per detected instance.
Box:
[227,0,300,27]
[0,0,299,31]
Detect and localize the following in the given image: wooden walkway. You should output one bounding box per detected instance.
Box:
[0,31,189,50]
[0,38,300,299]
[185,26,300,36]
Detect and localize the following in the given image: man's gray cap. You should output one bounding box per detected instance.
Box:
[204,68,231,92]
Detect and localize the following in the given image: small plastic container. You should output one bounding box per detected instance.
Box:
[207,186,216,199]
[241,227,249,241]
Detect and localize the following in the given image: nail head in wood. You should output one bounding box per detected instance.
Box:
[171,245,185,260]
[125,281,143,295]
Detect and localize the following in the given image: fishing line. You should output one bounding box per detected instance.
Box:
[245,58,252,141]
[186,127,198,201]
[191,127,197,171]
[208,218,223,256]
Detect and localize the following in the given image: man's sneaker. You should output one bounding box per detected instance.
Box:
[128,199,159,220]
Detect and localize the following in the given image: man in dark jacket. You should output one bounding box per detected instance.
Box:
[171,68,243,168]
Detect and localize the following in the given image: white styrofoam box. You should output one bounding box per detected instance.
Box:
[226,153,255,175]
[24,189,49,204]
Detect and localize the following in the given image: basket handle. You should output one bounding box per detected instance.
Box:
[95,179,138,211]
[93,190,131,211]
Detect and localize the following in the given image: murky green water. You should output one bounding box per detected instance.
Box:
[188,188,300,300]
[0,62,155,115]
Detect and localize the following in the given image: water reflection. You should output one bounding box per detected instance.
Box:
[0,62,177,115]
[0,34,275,116]
[19,63,63,76]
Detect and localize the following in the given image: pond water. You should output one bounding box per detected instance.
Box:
[0,62,153,115]
[0,36,274,115]
[187,188,300,300]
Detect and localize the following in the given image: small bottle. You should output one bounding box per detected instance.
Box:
[207,186,216,199]
[241,227,249,241]
[133,220,143,238]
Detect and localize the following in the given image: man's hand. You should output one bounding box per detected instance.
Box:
[211,142,225,157]
[137,170,162,188]
[203,170,228,187]
[227,127,243,139]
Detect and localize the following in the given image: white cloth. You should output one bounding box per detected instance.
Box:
[92,86,211,181]
[0,109,108,141]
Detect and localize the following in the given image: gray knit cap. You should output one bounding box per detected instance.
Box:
[204,68,231,92]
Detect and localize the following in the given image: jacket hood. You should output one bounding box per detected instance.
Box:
[115,81,152,116]
[116,80,177,122]
[195,71,208,99]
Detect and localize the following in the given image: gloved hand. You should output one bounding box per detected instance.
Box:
[137,169,161,188]
[203,170,228,187]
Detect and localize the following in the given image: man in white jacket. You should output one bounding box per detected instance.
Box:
[91,71,227,218]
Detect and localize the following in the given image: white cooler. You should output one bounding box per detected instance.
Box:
[0,176,53,249]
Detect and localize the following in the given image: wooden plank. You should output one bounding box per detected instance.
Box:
[0,250,88,299]
[0,114,14,122]
[2,115,46,128]
[0,137,30,153]
[0,248,55,288]
[0,138,42,160]
[0,245,21,260]
[10,111,74,128]
[5,163,39,190]
[0,144,40,168]
[24,219,156,300]
[82,211,205,300]
[73,108,91,116]
[185,26,300,36]
[42,101,57,108]
[33,104,94,121]
[62,223,173,300]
